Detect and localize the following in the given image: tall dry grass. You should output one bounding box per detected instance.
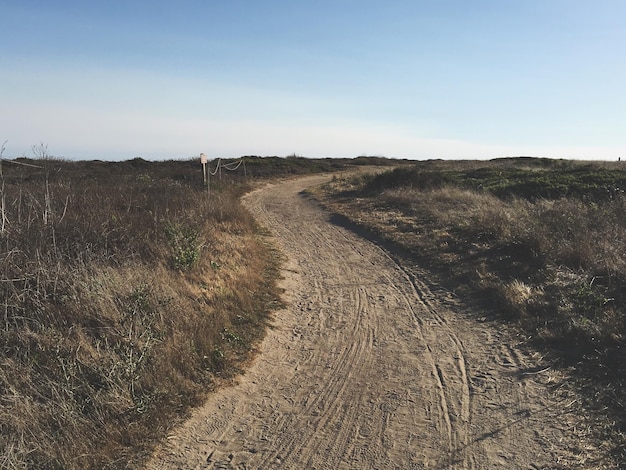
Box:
[318,160,626,463]
[323,162,626,344]
[0,157,282,468]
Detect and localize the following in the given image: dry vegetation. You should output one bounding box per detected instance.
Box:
[316,157,626,464]
[0,154,282,469]
[0,150,396,469]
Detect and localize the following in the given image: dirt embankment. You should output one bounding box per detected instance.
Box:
[147,175,606,469]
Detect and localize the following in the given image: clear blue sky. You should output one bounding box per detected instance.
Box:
[2,0,625,160]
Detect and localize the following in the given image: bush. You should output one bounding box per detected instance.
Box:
[165,223,202,270]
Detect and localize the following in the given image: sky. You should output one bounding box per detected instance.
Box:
[2,0,625,161]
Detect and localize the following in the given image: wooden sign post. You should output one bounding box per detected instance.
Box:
[200,153,207,185]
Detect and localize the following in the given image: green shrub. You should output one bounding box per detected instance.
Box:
[164,223,201,270]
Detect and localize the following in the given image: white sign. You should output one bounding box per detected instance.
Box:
[200,153,207,164]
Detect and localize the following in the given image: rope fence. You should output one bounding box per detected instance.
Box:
[201,156,247,198]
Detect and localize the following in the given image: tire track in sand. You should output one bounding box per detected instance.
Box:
[146,175,592,470]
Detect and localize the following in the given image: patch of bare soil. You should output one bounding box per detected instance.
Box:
[146,175,607,469]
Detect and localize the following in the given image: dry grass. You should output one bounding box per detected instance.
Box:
[0,157,284,468]
[317,158,626,464]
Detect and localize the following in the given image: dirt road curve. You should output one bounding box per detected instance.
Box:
[147,175,593,469]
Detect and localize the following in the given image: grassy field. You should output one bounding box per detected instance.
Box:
[0,154,397,469]
[6,153,624,466]
[316,157,626,463]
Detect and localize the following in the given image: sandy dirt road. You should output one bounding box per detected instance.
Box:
[147,175,595,469]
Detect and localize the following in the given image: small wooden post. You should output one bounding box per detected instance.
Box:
[200,153,207,185]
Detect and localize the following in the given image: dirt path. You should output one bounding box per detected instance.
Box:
[146,175,592,469]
